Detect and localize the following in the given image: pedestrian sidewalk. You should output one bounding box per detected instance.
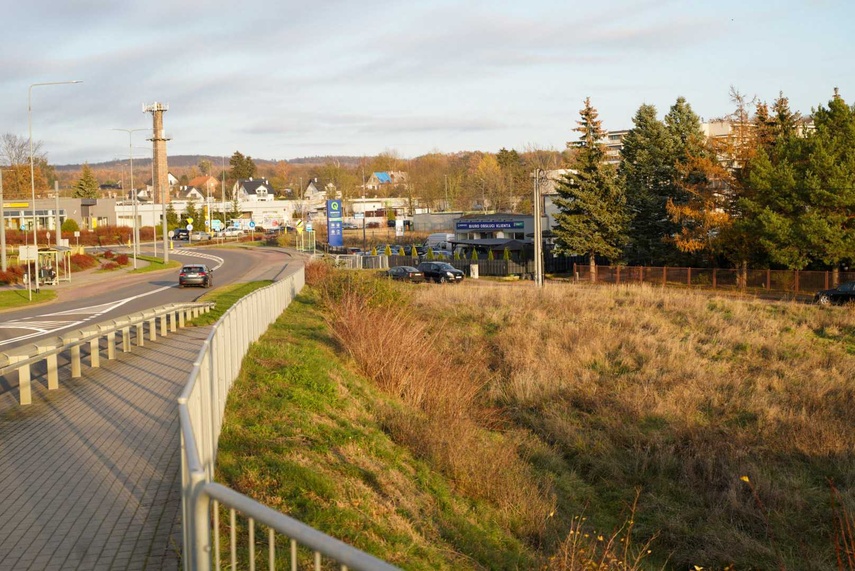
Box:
[0,323,210,570]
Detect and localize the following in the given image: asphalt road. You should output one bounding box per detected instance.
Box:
[0,245,298,350]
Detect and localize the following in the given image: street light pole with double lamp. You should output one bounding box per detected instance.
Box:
[29,80,82,294]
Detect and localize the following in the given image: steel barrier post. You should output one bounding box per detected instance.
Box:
[107,331,116,360]
[136,323,145,347]
[170,311,178,333]
[160,315,168,336]
[70,344,81,378]
[122,327,131,353]
[90,338,100,368]
[13,356,32,405]
[179,310,186,328]
[149,318,157,341]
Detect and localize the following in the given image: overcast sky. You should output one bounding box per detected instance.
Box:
[1,0,853,166]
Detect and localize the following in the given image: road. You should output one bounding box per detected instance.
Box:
[0,245,297,350]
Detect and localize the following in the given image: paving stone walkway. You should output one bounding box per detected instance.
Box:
[0,326,210,570]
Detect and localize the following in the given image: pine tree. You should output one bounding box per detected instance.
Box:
[72,163,99,199]
[619,104,681,265]
[553,97,628,280]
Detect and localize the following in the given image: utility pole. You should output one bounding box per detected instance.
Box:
[0,170,5,272]
[532,169,545,288]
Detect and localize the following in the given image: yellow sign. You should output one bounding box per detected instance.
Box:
[187,217,194,223]
[4,202,30,208]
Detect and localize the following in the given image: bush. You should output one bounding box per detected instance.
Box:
[70,253,98,270]
[103,250,114,259]
[488,250,495,261]
[115,254,129,266]
[61,219,79,233]
[100,261,119,271]
[0,270,19,285]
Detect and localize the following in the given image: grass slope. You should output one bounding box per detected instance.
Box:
[216,290,535,569]
[216,269,855,570]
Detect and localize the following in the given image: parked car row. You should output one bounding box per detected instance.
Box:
[383,262,464,284]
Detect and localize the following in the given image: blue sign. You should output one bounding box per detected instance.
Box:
[212,219,222,231]
[327,200,343,247]
[455,220,525,231]
[249,221,256,229]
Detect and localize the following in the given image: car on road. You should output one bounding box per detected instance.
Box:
[190,231,211,241]
[342,222,359,230]
[814,281,855,305]
[221,228,243,237]
[173,228,189,241]
[416,261,464,284]
[178,264,213,288]
[384,266,425,283]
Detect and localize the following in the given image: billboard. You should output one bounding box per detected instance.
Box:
[327,199,343,247]
[455,220,525,231]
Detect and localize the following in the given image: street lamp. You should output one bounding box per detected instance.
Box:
[531,169,547,288]
[113,128,146,269]
[29,80,82,294]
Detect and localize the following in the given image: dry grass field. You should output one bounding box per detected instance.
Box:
[219,263,855,569]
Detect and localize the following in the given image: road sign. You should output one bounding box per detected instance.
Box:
[248,221,255,229]
[168,230,175,239]
[354,212,364,219]
[187,217,194,224]
[187,223,194,232]
[212,219,222,231]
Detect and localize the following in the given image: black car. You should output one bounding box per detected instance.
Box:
[173,228,189,241]
[416,262,464,284]
[179,264,213,288]
[384,266,425,283]
[814,281,855,305]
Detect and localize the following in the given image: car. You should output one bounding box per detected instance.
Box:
[384,266,425,283]
[221,228,243,237]
[265,227,284,235]
[178,264,213,288]
[416,261,464,284]
[173,228,189,240]
[342,222,359,230]
[190,231,211,241]
[814,281,855,305]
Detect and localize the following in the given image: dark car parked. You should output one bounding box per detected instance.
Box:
[178,264,213,288]
[173,228,189,241]
[384,266,425,283]
[416,261,464,284]
[814,281,855,305]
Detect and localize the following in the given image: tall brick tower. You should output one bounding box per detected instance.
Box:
[143,102,170,204]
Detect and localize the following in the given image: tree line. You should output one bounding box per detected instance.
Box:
[553,89,855,280]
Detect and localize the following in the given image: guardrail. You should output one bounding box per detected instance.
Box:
[178,267,400,570]
[0,302,214,406]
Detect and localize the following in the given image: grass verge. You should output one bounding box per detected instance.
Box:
[129,255,181,274]
[0,288,57,309]
[189,280,273,326]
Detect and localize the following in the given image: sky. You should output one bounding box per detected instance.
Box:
[1,0,853,166]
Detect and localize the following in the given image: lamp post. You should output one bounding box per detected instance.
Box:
[113,128,146,268]
[532,169,546,288]
[29,80,82,294]
[0,170,6,272]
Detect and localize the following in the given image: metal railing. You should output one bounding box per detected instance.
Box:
[0,301,214,405]
[178,267,399,570]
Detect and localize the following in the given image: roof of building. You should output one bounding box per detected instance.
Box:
[239,178,271,193]
[457,213,531,221]
[374,172,392,184]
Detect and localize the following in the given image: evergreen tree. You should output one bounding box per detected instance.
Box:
[746,90,855,279]
[166,203,179,229]
[553,98,628,280]
[183,201,199,227]
[229,151,256,180]
[664,96,706,164]
[72,163,99,198]
[619,104,681,265]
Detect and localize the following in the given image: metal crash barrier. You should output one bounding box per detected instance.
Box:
[0,302,214,406]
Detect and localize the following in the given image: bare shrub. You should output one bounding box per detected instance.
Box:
[315,268,555,539]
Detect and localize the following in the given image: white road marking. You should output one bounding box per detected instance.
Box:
[0,285,174,347]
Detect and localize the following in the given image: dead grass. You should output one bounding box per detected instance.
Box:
[310,262,555,541]
[409,281,855,568]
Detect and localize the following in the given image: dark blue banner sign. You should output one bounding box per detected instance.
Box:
[327,199,343,247]
[455,220,525,231]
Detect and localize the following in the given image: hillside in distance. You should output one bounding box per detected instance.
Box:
[54,155,365,171]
